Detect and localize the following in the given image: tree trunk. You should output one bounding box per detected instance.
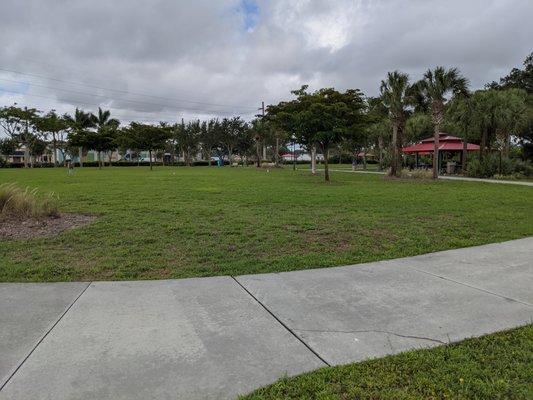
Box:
[23,146,29,168]
[323,148,330,182]
[98,151,102,169]
[363,149,367,170]
[462,137,468,174]
[79,147,84,167]
[149,150,153,170]
[378,136,384,171]
[275,137,279,167]
[390,124,398,176]
[311,146,317,175]
[262,144,267,161]
[52,134,58,167]
[432,123,439,179]
[256,140,261,167]
[480,128,487,160]
[504,134,510,158]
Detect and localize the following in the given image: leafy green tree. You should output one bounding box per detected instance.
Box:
[365,97,390,171]
[446,95,476,169]
[65,108,96,167]
[380,71,412,176]
[200,120,219,166]
[487,52,532,94]
[28,136,48,164]
[470,90,503,158]
[0,137,17,163]
[220,117,248,164]
[268,86,367,181]
[249,118,268,167]
[234,123,254,165]
[123,122,171,170]
[405,113,432,143]
[0,105,40,167]
[175,120,200,166]
[416,67,469,178]
[34,110,69,166]
[486,53,533,160]
[92,108,119,167]
[495,89,528,157]
[365,118,391,170]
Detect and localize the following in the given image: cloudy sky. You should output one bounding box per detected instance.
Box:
[1,0,531,124]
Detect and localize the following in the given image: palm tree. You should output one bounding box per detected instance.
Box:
[93,108,119,167]
[380,71,411,176]
[446,95,475,171]
[417,67,468,178]
[65,108,96,167]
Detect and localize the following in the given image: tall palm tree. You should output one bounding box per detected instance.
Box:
[380,71,410,176]
[94,108,119,167]
[65,108,96,167]
[417,67,468,178]
[446,95,474,171]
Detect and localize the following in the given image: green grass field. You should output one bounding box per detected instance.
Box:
[0,166,532,282]
[241,325,533,399]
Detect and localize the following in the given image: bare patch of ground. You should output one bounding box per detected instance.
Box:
[0,213,96,240]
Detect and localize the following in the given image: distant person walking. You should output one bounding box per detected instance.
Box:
[67,159,74,176]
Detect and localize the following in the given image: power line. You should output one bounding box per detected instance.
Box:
[0,66,258,110]
[0,88,205,121]
[0,77,256,114]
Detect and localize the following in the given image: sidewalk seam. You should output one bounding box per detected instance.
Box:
[0,281,93,392]
[231,276,331,367]
[409,268,532,307]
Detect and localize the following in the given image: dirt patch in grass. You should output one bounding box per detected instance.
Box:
[0,213,97,240]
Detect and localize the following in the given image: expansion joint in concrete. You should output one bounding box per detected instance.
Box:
[231,276,331,367]
[0,282,92,392]
[409,268,533,307]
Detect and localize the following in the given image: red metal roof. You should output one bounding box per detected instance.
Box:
[402,133,480,154]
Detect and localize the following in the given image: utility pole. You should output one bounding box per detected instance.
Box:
[24,107,29,168]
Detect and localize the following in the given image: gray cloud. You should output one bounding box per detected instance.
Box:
[0,0,531,124]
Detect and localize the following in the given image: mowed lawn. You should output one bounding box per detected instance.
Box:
[241,325,533,400]
[0,166,532,282]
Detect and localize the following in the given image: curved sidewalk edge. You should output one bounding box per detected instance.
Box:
[1,237,532,399]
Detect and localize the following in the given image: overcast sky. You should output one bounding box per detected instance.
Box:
[1,0,531,124]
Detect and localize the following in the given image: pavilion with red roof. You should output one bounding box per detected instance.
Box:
[402,133,480,172]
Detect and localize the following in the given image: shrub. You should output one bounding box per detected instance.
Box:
[467,155,533,179]
[513,160,533,177]
[466,154,499,178]
[0,183,59,219]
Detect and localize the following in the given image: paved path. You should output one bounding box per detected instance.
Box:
[1,238,532,399]
[322,168,533,186]
[439,175,533,186]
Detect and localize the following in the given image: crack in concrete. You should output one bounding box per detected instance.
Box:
[294,328,447,345]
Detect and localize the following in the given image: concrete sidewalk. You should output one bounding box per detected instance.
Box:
[321,168,533,186]
[1,238,532,399]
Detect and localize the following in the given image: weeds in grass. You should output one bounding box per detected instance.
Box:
[0,183,59,219]
[399,169,434,179]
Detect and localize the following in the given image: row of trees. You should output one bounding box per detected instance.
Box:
[0,107,267,170]
[1,53,531,181]
[261,53,531,180]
